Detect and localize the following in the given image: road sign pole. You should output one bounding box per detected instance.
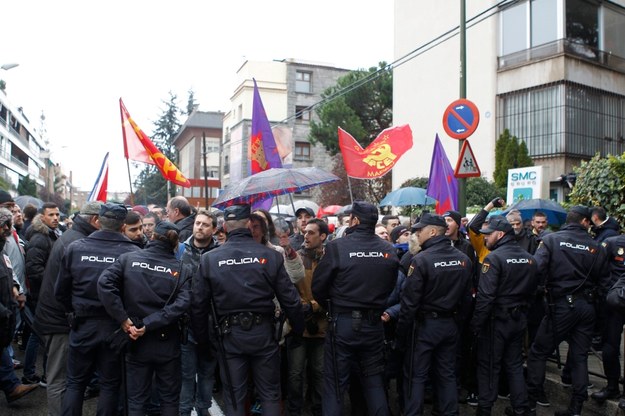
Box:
[458,0,467,216]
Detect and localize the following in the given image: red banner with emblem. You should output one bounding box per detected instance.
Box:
[338,125,413,179]
[120,98,190,188]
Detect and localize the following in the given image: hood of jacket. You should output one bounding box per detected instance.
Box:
[25,213,58,240]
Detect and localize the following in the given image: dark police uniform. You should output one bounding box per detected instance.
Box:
[312,201,399,416]
[98,221,191,416]
[589,234,625,402]
[55,203,140,416]
[396,214,472,416]
[191,205,304,416]
[525,206,607,415]
[470,217,537,415]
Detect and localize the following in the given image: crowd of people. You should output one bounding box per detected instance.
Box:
[0,191,625,416]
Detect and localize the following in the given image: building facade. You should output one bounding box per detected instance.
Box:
[221,59,349,203]
[173,110,223,208]
[0,90,47,190]
[393,0,625,202]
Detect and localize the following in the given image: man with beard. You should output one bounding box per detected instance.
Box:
[179,209,219,416]
[33,201,101,415]
[288,218,329,416]
[0,207,38,403]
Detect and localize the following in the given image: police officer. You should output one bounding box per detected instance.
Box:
[525,206,607,416]
[396,213,472,416]
[589,232,625,404]
[191,204,303,416]
[470,216,537,416]
[312,201,399,416]
[55,203,140,416]
[98,221,191,416]
[606,268,625,410]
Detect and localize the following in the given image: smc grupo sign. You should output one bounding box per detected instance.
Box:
[506,166,549,204]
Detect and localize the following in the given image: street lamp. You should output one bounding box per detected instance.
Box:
[1,63,19,71]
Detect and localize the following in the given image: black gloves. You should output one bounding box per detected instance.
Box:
[490,197,504,208]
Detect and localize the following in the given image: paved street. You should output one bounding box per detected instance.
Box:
[2,338,623,415]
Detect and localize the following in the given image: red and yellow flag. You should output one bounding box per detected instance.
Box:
[338,125,413,179]
[119,98,190,188]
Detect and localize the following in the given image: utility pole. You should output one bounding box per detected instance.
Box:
[458,0,467,216]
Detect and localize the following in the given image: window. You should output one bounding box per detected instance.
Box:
[295,71,312,93]
[294,142,311,160]
[295,106,310,122]
[531,0,558,47]
[603,6,625,60]
[566,0,598,48]
[497,81,625,159]
[501,2,528,55]
[238,104,243,121]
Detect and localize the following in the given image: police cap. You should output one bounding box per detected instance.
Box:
[411,213,447,230]
[224,204,251,221]
[479,215,512,234]
[569,205,591,220]
[350,201,378,224]
[154,221,178,236]
[99,203,128,220]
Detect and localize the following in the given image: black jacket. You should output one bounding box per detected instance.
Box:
[175,214,196,242]
[25,215,60,305]
[534,223,608,299]
[34,215,98,335]
[55,230,140,318]
[396,236,472,342]
[471,234,538,333]
[593,217,620,243]
[598,235,625,296]
[312,224,399,311]
[98,240,191,331]
[191,228,304,345]
[514,229,539,254]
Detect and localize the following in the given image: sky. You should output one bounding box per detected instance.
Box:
[1,1,394,193]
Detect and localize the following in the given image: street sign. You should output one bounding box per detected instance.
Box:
[442,99,480,140]
[454,140,481,178]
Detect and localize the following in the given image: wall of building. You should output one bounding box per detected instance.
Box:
[392,1,499,190]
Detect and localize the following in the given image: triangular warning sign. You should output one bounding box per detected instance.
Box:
[454,140,481,178]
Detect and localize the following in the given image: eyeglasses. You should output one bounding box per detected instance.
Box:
[0,219,12,229]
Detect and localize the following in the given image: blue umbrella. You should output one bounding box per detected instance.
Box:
[379,187,436,207]
[502,198,567,226]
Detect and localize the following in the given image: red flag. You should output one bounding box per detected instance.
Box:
[88,152,109,202]
[338,125,413,179]
[119,98,190,187]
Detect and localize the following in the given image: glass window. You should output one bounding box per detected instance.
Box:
[531,0,558,47]
[603,6,625,60]
[566,0,598,47]
[501,2,528,55]
[498,82,625,159]
[295,71,312,93]
[295,106,310,122]
[294,142,311,160]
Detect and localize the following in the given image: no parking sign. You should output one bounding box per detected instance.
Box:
[442,99,480,140]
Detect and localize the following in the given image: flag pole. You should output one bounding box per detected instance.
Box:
[126,159,135,206]
[347,176,354,204]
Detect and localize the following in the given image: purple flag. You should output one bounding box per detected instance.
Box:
[426,134,458,214]
[250,78,283,174]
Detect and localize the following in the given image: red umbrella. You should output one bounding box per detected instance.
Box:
[317,205,343,217]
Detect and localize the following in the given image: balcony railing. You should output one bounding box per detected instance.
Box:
[498,39,625,74]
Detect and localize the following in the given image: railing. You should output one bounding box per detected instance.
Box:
[499,39,625,74]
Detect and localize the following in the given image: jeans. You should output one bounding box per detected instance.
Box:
[179,342,217,416]
[24,331,45,379]
[0,347,20,396]
[287,337,324,416]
